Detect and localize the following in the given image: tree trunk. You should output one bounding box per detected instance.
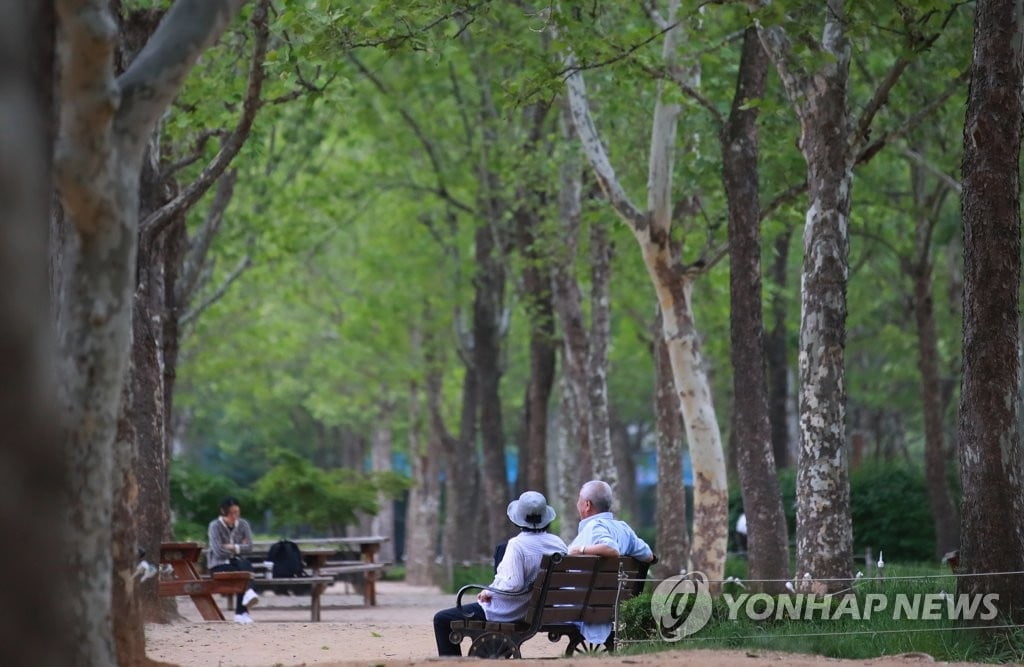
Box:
[472,220,510,549]
[653,318,688,579]
[957,0,1024,622]
[0,5,74,665]
[55,4,250,662]
[404,378,441,585]
[587,218,617,487]
[760,0,854,591]
[765,229,793,469]
[610,418,638,521]
[562,2,729,581]
[551,109,593,506]
[914,266,960,558]
[513,203,557,495]
[649,267,729,580]
[555,377,582,542]
[907,160,960,560]
[436,358,484,564]
[370,412,396,564]
[721,27,790,594]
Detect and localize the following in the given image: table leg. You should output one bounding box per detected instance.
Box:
[361,544,380,606]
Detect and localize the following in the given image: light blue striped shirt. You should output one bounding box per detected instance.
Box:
[568,512,652,643]
[569,512,652,561]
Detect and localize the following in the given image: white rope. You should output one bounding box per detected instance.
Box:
[615,622,1024,644]
[619,569,1024,585]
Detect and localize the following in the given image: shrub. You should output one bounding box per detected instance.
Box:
[729,463,936,562]
[253,449,410,535]
[170,462,259,540]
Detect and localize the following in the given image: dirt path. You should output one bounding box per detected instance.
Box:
[145,580,992,667]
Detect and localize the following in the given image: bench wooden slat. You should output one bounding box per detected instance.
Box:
[542,588,621,605]
[544,571,595,588]
[537,606,617,624]
[251,576,334,587]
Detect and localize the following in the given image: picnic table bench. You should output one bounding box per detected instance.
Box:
[251,537,390,606]
[449,553,652,658]
[159,541,252,621]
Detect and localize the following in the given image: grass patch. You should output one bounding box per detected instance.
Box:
[446,563,495,595]
[617,563,1024,663]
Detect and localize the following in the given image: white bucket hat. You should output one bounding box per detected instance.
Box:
[506,491,557,529]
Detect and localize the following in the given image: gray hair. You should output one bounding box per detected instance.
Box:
[580,480,613,513]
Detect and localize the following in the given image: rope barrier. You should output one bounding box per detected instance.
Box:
[614,622,1024,644]
[616,569,1024,585]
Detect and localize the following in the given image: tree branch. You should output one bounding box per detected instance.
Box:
[115,0,248,157]
[855,70,967,165]
[179,252,251,327]
[176,170,236,306]
[562,49,645,227]
[851,56,911,149]
[760,180,808,222]
[900,145,962,193]
[164,128,227,177]
[138,0,267,241]
[647,0,684,235]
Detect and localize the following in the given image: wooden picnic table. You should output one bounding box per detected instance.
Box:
[159,541,251,621]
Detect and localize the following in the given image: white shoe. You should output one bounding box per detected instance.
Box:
[242,588,259,608]
[233,612,253,624]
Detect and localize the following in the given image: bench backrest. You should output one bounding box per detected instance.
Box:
[523,554,650,626]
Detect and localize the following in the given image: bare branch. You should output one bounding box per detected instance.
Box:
[900,145,962,193]
[855,70,967,165]
[176,170,236,306]
[851,56,911,149]
[139,0,268,240]
[179,252,251,327]
[164,128,227,177]
[556,20,681,79]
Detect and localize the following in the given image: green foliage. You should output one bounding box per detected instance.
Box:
[170,462,259,540]
[252,450,410,534]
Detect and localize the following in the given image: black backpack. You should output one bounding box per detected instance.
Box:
[268,539,307,578]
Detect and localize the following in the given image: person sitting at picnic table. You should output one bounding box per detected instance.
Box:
[432,491,567,656]
[207,496,260,623]
[567,480,654,645]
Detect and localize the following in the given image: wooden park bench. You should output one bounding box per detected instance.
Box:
[159,542,253,621]
[448,553,652,658]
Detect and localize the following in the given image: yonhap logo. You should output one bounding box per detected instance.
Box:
[650,572,713,640]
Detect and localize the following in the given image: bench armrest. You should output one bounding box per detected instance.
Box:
[454,583,533,617]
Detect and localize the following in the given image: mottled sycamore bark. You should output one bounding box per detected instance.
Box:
[54,2,247,663]
[562,0,728,580]
[759,0,854,591]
